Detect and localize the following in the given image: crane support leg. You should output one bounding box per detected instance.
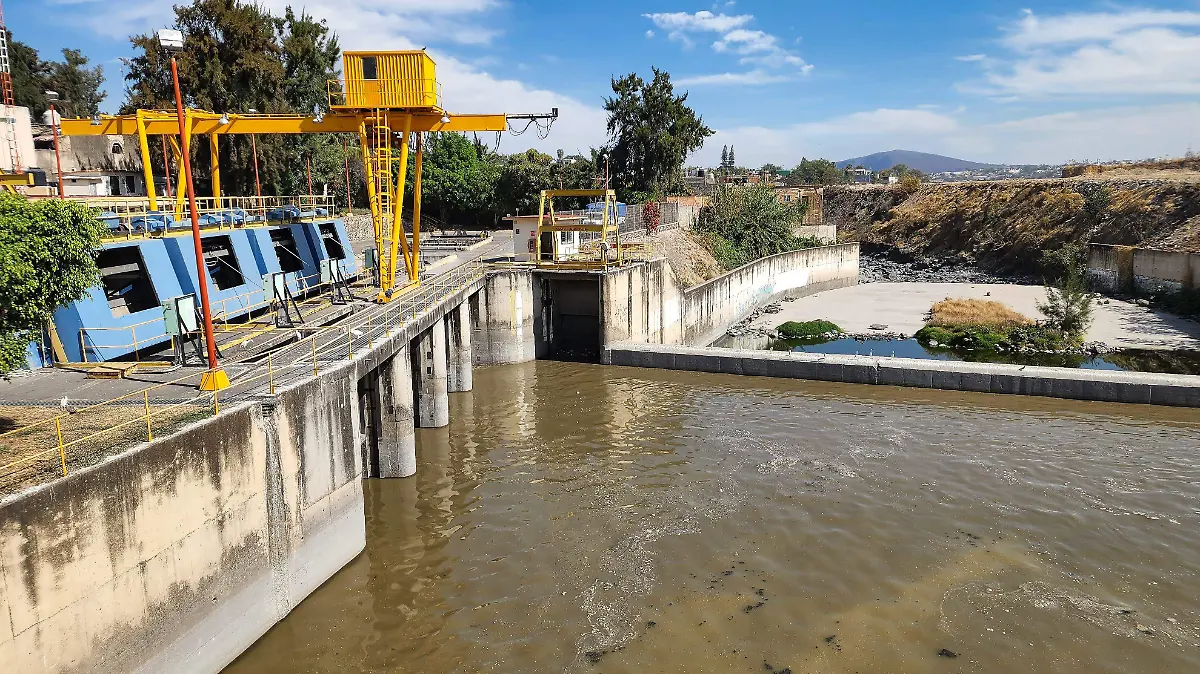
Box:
[409,133,423,282]
[378,115,413,302]
[208,133,221,209]
[135,111,158,211]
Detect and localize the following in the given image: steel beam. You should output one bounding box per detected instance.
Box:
[60,111,508,136]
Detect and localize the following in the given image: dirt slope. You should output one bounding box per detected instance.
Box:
[825,177,1200,270]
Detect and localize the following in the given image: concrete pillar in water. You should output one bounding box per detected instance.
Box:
[378,346,417,477]
[471,272,537,365]
[447,301,473,392]
[415,318,450,428]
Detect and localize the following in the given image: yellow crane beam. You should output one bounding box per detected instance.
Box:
[60,111,508,137]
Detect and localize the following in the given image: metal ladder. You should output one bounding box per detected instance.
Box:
[360,110,396,287]
[0,16,21,173]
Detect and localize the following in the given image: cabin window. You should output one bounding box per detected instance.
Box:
[361,56,378,81]
[202,235,244,290]
[97,246,159,316]
[109,176,121,195]
[270,228,305,273]
[318,222,347,260]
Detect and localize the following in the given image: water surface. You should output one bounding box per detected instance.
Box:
[225,361,1200,673]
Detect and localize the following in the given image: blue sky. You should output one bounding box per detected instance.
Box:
[9,0,1200,166]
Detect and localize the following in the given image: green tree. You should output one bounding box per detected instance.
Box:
[124,0,341,200]
[0,195,106,375]
[496,148,554,216]
[416,132,498,226]
[1037,256,1094,340]
[46,49,106,117]
[8,34,49,117]
[760,163,782,176]
[785,158,844,186]
[695,182,811,269]
[603,68,713,198]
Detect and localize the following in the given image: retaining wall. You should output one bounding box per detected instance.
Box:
[0,360,366,674]
[605,343,1200,407]
[600,243,859,352]
[1088,244,1199,294]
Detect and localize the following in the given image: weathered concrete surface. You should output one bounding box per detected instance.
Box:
[472,270,537,366]
[1089,243,1199,294]
[415,319,450,428]
[748,282,1200,351]
[605,343,1200,407]
[0,360,366,674]
[447,302,473,392]
[378,347,416,477]
[600,243,860,352]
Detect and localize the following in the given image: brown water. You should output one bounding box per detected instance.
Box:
[225,361,1200,674]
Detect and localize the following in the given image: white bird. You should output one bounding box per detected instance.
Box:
[60,396,69,408]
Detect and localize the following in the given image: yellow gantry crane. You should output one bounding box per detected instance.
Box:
[60,50,558,302]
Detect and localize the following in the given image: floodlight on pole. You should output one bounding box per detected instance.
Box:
[159,27,227,390]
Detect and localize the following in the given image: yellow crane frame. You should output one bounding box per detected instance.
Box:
[535,189,622,267]
[59,50,557,302]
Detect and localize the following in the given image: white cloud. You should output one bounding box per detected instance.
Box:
[676,70,793,86]
[965,9,1200,97]
[645,30,655,38]
[698,103,1200,167]
[644,10,753,35]
[644,9,809,83]
[955,54,986,62]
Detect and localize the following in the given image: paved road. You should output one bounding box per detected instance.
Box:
[750,282,1200,351]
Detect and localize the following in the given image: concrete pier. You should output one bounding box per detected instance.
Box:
[447,302,473,392]
[415,319,450,428]
[472,271,537,365]
[378,347,417,477]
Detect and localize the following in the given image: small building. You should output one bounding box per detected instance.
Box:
[774,185,823,224]
[31,120,145,197]
[505,213,587,262]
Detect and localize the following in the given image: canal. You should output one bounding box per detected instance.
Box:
[224,361,1200,673]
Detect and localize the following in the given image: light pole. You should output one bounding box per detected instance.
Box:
[159,28,227,391]
[45,90,65,199]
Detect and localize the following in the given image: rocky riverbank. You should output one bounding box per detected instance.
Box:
[859,249,1036,285]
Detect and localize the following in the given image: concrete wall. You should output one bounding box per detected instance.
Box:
[794,225,837,243]
[471,270,538,365]
[600,243,860,351]
[0,361,365,674]
[606,343,1200,408]
[1088,244,1198,294]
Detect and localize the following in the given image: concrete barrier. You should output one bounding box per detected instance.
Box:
[1089,243,1198,294]
[600,243,859,352]
[0,360,366,674]
[604,343,1200,407]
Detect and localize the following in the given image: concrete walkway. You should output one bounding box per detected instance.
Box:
[749,282,1200,351]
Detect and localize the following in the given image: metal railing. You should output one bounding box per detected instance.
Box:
[0,258,487,494]
[68,194,339,241]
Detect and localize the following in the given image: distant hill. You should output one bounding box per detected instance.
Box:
[836,150,997,174]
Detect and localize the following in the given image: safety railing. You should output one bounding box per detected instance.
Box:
[1,258,487,493]
[76,194,339,241]
[327,77,443,110]
[74,251,372,364]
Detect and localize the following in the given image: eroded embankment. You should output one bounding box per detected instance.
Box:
[824,179,1200,271]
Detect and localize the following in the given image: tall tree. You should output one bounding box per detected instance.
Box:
[416,132,498,226]
[8,34,49,117]
[603,68,713,199]
[123,0,342,200]
[727,145,735,168]
[721,145,728,168]
[46,49,106,117]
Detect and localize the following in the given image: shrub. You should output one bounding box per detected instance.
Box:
[777,319,842,339]
[696,182,811,269]
[1037,253,1093,338]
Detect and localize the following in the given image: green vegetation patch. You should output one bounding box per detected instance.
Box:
[777,320,843,339]
[915,323,1072,353]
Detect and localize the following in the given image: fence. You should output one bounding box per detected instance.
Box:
[0,259,486,495]
[70,194,340,241]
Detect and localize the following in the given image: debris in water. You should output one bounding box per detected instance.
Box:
[937,648,959,658]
